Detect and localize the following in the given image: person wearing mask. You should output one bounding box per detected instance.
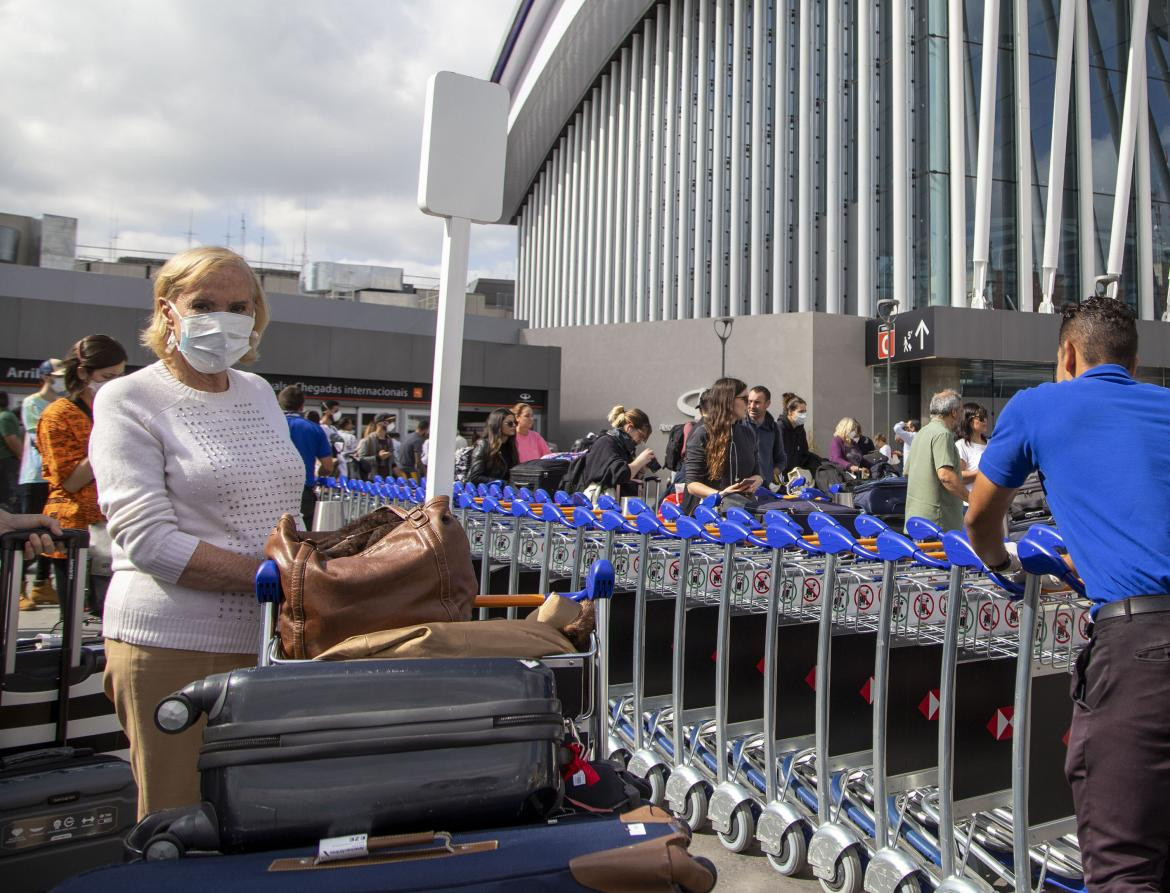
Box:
[358,413,399,481]
[744,386,786,489]
[577,405,657,502]
[828,418,873,478]
[512,402,550,463]
[278,386,335,529]
[319,400,342,450]
[466,408,519,485]
[894,418,919,472]
[683,377,764,513]
[38,335,128,615]
[399,420,429,479]
[89,246,305,818]
[778,394,811,476]
[902,390,966,533]
[965,297,1170,890]
[955,402,990,484]
[16,359,67,610]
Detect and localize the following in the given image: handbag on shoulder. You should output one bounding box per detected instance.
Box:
[265,496,478,659]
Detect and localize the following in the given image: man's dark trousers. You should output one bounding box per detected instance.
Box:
[1066,609,1170,891]
[300,486,316,532]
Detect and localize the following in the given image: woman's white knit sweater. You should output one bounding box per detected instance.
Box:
[90,361,304,654]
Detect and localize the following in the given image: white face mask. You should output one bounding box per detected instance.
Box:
[87,380,107,396]
[793,412,807,426]
[169,303,255,374]
[49,378,67,395]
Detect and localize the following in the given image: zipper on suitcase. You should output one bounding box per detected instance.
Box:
[493,712,562,728]
[201,735,281,753]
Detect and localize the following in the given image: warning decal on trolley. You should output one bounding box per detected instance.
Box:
[1005,602,1020,629]
[913,593,935,621]
[754,571,771,594]
[860,677,874,705]
[669,559,680,582]
[854,585,876,611]
[803,578,822,604]
[781,580,798,604]
[918,689,941,720]
[987,707,1014,741]
[805,666,817,691]
[978,602,1000,632]
[731,572,750,597]
[1053,610,1073,645]
[709,565,723,588]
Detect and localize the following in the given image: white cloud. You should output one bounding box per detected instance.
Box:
[0,0,518,280]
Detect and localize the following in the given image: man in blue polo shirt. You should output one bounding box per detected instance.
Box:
[966,297,1170,891]
[278,386,335,529]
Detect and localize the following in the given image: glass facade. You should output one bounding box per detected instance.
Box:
[511,0,1170,327]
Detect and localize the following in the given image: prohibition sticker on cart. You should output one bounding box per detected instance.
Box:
[754,570,771,594]
[803,578,822,603]
[854,584,875,611]
[979,602,1000,632]
[1005,602,1020,629]
[918,689,941,720]
[1054,610,1073,645]
[521,540,538,559]
[732,572,750,596]
[913,592,935,620]
[891,593,909,622]
[1078,610,1091,640]
[833,586,848,612]
[669,559,680,582]
[781,580,798,604]
[709,565,724,588]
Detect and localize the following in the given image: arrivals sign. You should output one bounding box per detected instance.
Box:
[864,308,936,365]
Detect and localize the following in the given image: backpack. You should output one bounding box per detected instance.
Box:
[1008,471,1050,523]
[562,452,589,494]
[813,459,849,492]
[663,423,687,472]
[570,430,601,453]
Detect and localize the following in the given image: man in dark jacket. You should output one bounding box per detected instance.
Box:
[744,386,785,487]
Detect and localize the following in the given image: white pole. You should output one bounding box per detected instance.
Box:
[694,0,711,318]
[855,0,871,316]
[971,0,1002,308]
[773,0,790,314]
[603,66,619,325]
[614,54,630,324]
[626,37,643,323]
[663,2,679,319]
[712,0,728,316]
[1106,0,1149,298]
[425,216,470,502]
[1075,0,1096,300]
[678,0,695,320]
[797,0,813,313]
[729,0,746,316]
[1136,61,1155,319]
[649,4,667,322]
[537,167,550,327]
[636,23,654,322]
[584,91,600,325]
[948,0,967,308]
[750,0,766,316]
[1014,0,1035,311]
[825,0,840,314]
[1040,0,1076,312]
[568,115,583,327]
[892,0,911,309]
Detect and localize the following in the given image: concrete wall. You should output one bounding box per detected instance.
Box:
[522,312,871,458]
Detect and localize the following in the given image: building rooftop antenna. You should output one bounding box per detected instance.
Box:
[185,210,195,248]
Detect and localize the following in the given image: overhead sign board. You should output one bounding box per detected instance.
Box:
[865,308,936,365]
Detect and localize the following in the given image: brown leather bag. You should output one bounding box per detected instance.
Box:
[265,497,478,659]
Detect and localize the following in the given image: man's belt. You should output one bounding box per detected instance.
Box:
[1096,595,1170,622]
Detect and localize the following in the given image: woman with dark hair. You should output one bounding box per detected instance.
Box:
[577,405,657,501]
[37,334,128,614]
[778,393,810,475]
[466,407,520,484]
[956,401,990,484]
[683,377,763,512]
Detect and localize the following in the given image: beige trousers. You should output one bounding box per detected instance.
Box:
[103,639,252,819]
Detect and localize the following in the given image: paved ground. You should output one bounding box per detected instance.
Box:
[690,829,822,892]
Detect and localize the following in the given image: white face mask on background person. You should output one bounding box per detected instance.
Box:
[87,380,107,396]
[169,303,256,374]
[49,378,67,395]
[793,411,808,426]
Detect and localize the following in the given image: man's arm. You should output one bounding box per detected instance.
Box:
[936,465,968,501]
[3,432,20,458]
[965,473,1017,568]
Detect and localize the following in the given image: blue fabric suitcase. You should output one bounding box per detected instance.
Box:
[51,806,717,893]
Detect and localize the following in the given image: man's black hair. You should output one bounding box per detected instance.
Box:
[1058,296,1138,368]
[749,385,772,401]
[277,385,305,413]
[417,419,430,432]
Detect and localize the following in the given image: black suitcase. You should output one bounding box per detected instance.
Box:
[154,658,565,853]
[0,529,137,893]
[848,477,907,517]
[57,807,716,893]
[754,498,862,535]
[508,458,570,493]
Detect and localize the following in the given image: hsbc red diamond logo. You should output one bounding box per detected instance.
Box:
[805,666,817,690]
[987,707,1014,741]
[710,650,718,663]
[861,676,874,704]
[1062,728,1070,747]
[757,658,766,675]
[918,689,940,720]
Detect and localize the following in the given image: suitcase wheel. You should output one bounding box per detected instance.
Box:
[143,832,186,861]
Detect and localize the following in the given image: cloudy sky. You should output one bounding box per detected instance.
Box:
[0,0,519,283]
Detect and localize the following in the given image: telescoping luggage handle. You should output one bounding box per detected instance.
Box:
[1,528,89,680]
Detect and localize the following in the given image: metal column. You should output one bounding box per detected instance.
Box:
[614,50,632,324]
[1137,59,1155,319]
[948,0,967,308]
[750,0,767,315]
[1075,0,1097,300]
[585,89,601,326]
[1040,0,1076,312]
[892,0,911,308]
[649,4,667,321]
[825,0,841,313]
[663,1,680,320]
[729,0,747,316]
[1014,0,1035,311]
[636,23,655,322]
[773,0,791,314]
[971,0,1002,308]
[694,0,711,318]
[856,0,871,316]
[712,0,728,316]
[626,36,644,324]
[678,0,695,320]
[797,0,813,312]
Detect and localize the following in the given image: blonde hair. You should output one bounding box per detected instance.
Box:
[833,417,861,441]
[141,246,269,362]
[608,404,650,434]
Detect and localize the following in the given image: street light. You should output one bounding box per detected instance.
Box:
[875,299,899,443]
[714,317,734,378]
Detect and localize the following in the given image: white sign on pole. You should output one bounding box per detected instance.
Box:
[417,72,508,503]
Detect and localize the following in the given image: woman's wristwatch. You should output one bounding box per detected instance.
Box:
[986,554,1014,574]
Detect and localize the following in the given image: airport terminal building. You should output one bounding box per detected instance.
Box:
[498,0,1170,447]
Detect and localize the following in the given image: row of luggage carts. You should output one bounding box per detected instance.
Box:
[313,475,1091,893]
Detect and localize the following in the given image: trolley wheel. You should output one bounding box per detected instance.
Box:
[893,877,920,893]
[818,847,863,893]
[646,766,668,806]
[717,802,756,853]
[608,748,631,770]
[679,785,708,831]
[143,832,185,862]
[766,825,808,876]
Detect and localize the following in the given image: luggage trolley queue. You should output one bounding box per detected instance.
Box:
[316,473,1093,893]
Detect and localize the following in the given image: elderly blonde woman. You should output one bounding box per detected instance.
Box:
[828,417,873,478]
[89,246,304,818]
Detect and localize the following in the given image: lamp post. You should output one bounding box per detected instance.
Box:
[714,317,734,378]
[876,298,899,441]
